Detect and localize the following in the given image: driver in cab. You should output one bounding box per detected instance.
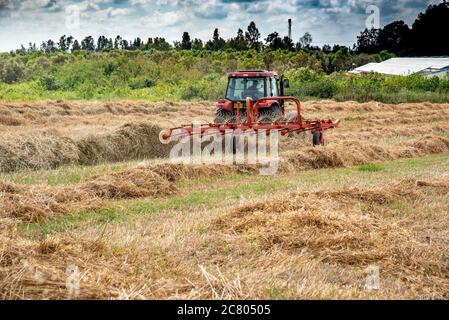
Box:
[243,80,263,100]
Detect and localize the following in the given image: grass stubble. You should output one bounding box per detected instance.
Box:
[1,100,449,299]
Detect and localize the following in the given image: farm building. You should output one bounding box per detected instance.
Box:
[350,57,449,77]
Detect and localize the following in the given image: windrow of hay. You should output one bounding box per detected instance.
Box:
[0,100,212,124]
[0,163,258,222]
[0,215,210,299]
[1,101,447,125]
[280,136,449,171]
[213,178,449,297]
[1,135,449,222]
[76,123,173,165]
[0,122,173,173]
[0,221,139,299]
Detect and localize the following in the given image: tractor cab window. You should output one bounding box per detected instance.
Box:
[226,77,265,101]
[270,77,279,97]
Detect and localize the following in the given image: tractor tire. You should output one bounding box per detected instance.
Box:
[259,104,283,123]
[312,131,323,146]
[214,109,234,124]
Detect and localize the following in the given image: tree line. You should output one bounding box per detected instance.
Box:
[356,1,449,55]
[12,1,449,57]
[17,21,322,55]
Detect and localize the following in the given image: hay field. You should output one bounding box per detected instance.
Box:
[1,99,449,299]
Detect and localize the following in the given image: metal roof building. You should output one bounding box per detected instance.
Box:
[350,57,449,77]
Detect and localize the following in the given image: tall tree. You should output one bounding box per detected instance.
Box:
[299,32,312,48]
[41,39,56,53]
[58,35,68,52]
[410,2,449,55]
[66,36,74,52]
[114,35,122,49]
[227,29,248,51]
[245,21,261,51]
[265,32,283,50]
[71,39,81,52]
[181,32,192,50]
[152,37,172,51]
[81,36,95,51]
[107,38,113,50]
[205,28,226,51]
[282,36,294,51]
[192,38,203,50]
[356,28,380,54]
[120,39,129,50]
[97,35,108,51]
[377,20,410,54]
[132,37,142,50]
[27,42,37,53]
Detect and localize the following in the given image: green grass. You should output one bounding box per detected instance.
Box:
[18,152,449,239]
[343,115,364,122]
[0,161,144,186]
[20,177,292,238]
[357,163,384,172]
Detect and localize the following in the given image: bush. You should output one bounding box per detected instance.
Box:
[40,75,59,91]
[0,59,24,84]
[0,50,448,103]
[129,77,156,90]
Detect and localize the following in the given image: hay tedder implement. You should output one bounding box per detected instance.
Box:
[159,70,340,147]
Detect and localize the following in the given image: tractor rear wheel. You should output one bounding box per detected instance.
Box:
[214,109,234,124]
[259,104,283,123]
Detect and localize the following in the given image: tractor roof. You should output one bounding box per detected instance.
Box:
[227,70,278,78]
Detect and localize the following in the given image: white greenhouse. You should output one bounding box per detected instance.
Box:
[350,57,449,77]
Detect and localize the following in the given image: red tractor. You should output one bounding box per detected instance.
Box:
[214,70,291,124]
[159,70,340,147]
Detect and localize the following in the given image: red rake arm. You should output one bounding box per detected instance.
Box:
[159,96,340,144]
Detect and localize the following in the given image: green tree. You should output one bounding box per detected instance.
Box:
[181,32,192,50]
[245,21,262,51]
[227,29,248,51]
[192,38,203,50]
[58,35,68,52]
[72,40,81,52]
[205,29,226,51]
[0,59,24,83]
[378,20,410,54]
[265,32,283,50]
[41,39,56,53]
[97,35,108,51]
[411,2,449,55]
[81,36,95,51]
[299,32,313,48]
[356,28,380,54]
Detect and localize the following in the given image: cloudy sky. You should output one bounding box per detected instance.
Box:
[0,0,440,52]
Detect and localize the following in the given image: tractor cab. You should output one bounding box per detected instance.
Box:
[215,70,289,123]
[225,71,280,102]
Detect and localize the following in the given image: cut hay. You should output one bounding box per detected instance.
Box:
[0,163,258,222]
[214,178,449,297]
[77,123,173,165]
[0,122,173,173]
